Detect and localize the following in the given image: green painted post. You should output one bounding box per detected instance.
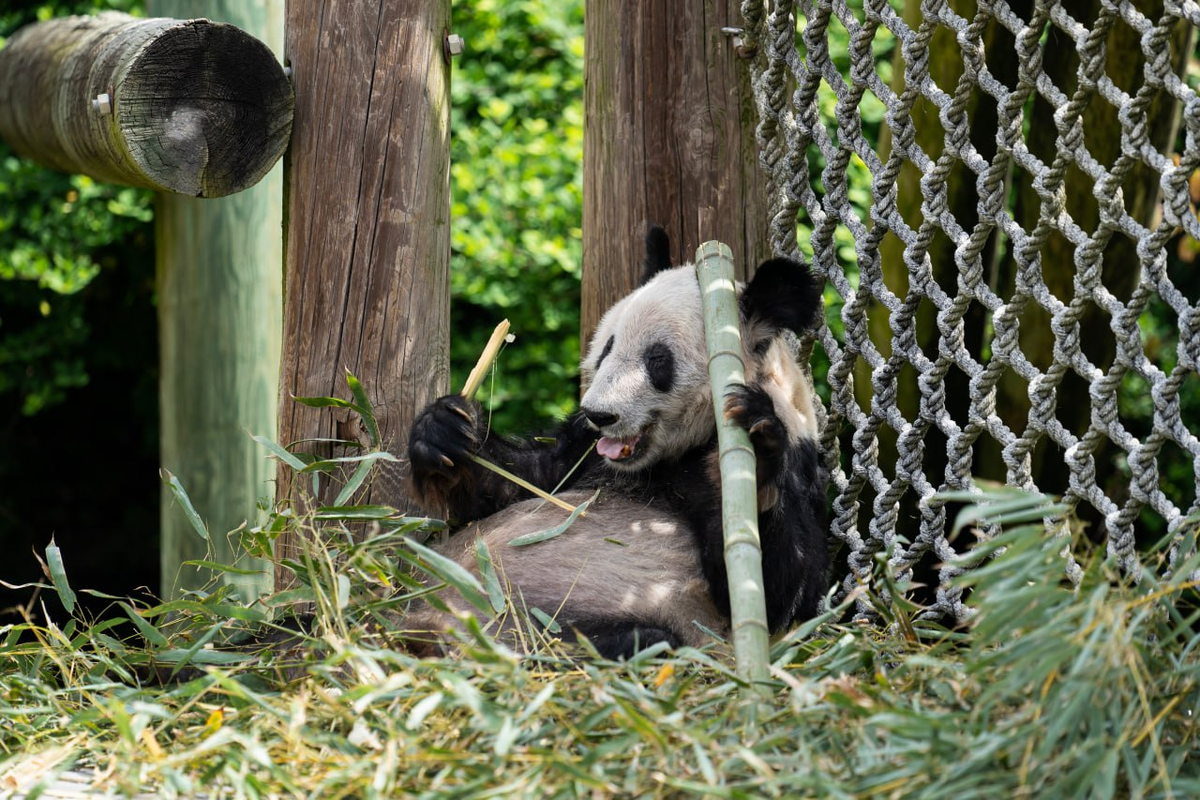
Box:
[149,0,284,601]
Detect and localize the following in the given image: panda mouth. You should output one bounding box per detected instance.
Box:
[596,432,644,462]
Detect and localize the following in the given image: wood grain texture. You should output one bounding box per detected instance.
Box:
[150,0,284,602]
[0,12,292,197]
[276,0,451,578]
[582,0,769,349]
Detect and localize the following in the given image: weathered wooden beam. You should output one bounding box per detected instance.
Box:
[0,12,292,198]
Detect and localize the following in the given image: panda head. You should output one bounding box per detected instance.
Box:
[580,227,822,470]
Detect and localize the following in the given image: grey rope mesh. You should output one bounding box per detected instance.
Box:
[739,0,1200,620]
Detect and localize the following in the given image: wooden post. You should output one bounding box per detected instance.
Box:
[275,0,451,583]
[0,12,292,197]
[582,0,769,346]
[149,0,284,602]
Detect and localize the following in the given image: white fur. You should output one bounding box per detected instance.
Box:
[580,267,714,468]
[580,265,817,469]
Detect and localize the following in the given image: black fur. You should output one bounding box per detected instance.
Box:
[407,232,829,659]
[562,621,681,656]
[739,257,823,344]
[595,335,614,369]
[642,223,672,283]
[643,342,675,392]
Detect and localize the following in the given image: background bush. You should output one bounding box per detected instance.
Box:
[447,0,584,431]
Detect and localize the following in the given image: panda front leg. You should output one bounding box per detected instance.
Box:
[407,394,599,522]
[723,384,790,487]
[723,385,830,632]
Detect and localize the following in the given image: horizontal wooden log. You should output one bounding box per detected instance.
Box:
[0,12,292,197]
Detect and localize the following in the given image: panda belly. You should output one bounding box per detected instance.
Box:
[405,490,729,655]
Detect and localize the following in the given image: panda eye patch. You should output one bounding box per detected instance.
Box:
[596,336,614,369]
[644,342,675,392]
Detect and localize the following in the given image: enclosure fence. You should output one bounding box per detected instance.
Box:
[738,0,1200,619]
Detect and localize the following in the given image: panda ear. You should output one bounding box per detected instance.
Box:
[740,257,823,336]
[641,224,672,284]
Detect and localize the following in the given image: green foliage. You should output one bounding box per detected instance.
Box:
[448,0,584,430]
[2,473,1199,796]
[0,0,152,416]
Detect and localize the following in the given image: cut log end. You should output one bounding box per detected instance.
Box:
[0,14,294,198]
[120,19,293,197]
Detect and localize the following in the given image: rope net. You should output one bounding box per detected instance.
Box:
[738,0,1200,619]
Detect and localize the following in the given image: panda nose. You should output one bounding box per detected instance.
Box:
[582,407,619,429]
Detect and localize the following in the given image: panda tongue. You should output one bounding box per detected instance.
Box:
[597,435,639,460]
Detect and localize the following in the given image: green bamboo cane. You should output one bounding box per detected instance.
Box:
[695,241,772,700]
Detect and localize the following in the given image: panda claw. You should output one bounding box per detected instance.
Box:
[748,419,771,436]
[449,403,474,424]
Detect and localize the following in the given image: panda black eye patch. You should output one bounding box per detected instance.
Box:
[643,342,675,392]
[596,335,614,369]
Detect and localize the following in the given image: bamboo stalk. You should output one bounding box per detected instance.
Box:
[466,454,577,514]
[695,240,772,701]
[461,319,511,400]
[459,320,578,515]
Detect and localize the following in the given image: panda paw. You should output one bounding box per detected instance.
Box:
[724,385,786,479]
[408,395,482,485]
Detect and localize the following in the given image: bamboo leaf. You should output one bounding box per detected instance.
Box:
[118,601,168,648]
[160,469,208,541]
[406,692,443,730]
[528,606,561,634]
[313,505,401,520]
[164,621,229,677]
[292,395,355,409]
[250,434,308,471]
[400,537,491,615]
[335,458,376,506]
[475,538,506,614]
[508,491,597,547]
[345,370,379,448]
[301,451,399,475]
[44,538,76,616]
[181,560,266,577]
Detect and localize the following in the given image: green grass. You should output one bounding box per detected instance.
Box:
[3,481,1200,798]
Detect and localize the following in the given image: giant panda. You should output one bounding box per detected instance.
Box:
[403,227,828,659]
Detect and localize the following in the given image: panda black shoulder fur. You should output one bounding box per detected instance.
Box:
[405,227,828,658]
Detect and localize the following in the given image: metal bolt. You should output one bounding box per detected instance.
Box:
[446,33,464,57]
[720,26,756,59]
[91,92,112,115]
